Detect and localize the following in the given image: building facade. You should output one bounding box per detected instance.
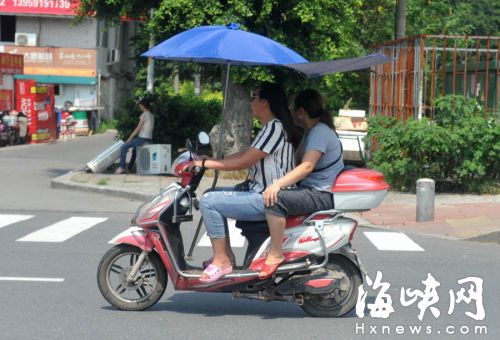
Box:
[0,1,137,119]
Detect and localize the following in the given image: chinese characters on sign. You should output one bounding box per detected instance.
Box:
[356,271,485,321]
[0,53,24,75]
[0,46,96,77]
[0,0,78,16]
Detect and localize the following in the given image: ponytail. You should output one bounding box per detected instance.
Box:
[258,82,302,148]
[318,108,334,129]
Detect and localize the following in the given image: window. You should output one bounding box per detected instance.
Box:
[54,85,60,96]
[0,15,16,42]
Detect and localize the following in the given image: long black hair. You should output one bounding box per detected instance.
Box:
[258,82,302,147]
[293,89,334,129]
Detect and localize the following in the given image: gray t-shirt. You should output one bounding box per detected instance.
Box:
[298,122,344,192]
[139,111,154,139]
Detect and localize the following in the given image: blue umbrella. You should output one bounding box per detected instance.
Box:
[142,22,308,66]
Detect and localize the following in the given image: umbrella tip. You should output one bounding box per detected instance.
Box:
[226,23,240,30]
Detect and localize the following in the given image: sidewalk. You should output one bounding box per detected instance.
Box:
[51,171,500,241]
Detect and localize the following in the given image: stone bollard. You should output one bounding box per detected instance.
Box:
[416,178,435,222]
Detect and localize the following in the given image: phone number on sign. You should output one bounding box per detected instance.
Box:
[0,0,71,9]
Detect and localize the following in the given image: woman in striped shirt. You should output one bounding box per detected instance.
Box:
[189,82,298,283]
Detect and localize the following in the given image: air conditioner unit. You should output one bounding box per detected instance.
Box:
[15,33,37,46]
[107,48,120,64]
[137,144,172,175]
[86,140,125,173]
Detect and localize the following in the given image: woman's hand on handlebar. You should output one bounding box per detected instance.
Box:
[187,160,203,172]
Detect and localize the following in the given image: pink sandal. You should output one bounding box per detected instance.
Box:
[199,264,233,283]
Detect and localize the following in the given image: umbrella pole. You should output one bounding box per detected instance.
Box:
[212,62,231,188]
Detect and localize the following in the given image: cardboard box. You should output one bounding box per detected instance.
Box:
[334,116,368,132]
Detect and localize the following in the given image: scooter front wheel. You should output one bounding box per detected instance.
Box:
[97,244,167,311]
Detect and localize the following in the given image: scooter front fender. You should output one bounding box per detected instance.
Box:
[109,226,154,252]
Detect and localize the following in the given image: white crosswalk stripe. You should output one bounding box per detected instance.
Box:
[197,219,246,248]
[363,231,425,251]
[1,213,425,252]
[0,214,34,229]
[17,217,108,243]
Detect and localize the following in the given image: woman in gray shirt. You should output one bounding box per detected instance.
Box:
[259,89,344,279]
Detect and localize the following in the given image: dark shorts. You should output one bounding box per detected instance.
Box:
[265,187,334,218]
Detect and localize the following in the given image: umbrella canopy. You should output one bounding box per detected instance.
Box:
[142,23,308,66]
[289,53,393,78]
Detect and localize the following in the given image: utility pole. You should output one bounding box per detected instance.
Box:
[146,9,155,93]
[395,0,407,39]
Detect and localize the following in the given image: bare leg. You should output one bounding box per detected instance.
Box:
[265,214,286,265]
[225,235,236,266]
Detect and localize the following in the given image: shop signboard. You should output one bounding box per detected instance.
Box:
[15,79,56,143]
[0,0,80,16]
[0,52,24,75]
[0,46,96,77]
[0,90,13,111]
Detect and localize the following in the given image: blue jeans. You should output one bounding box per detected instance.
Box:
[119,137,152,169]
[200,187,266,239]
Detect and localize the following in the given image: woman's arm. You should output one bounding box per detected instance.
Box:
[192,147,266,171]
[223,150,246,160]
[127,118,145,143]
[263,150,322,207]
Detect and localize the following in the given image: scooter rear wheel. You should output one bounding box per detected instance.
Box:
[97,244,167,311]
[300,255,362,317]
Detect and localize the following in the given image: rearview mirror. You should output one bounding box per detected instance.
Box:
[198,132,210,145]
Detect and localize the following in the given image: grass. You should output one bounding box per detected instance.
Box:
[203,169,248,180]
[97,119,118,134]
[97,177,110,186]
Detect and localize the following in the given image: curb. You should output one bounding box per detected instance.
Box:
[50,171,152,201]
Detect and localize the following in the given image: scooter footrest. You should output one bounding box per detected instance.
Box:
[172,215,193,223]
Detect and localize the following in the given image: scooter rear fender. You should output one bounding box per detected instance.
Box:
[109,226,153,252]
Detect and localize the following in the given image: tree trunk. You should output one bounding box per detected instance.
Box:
[194,73,201,96]
[173,65,180,94]
[395,0,407,39]
[209,68,252,156]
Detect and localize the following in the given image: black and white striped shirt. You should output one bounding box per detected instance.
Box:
[249,119,295,193]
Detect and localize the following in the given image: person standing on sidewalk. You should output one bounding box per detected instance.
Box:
[115,98,154,174]
[16,111,28,144]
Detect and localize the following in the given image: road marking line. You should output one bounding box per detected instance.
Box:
[17,217,108,243]
[0,277,64,282]
[0,214,34,229]
[363,232,425,251]
[198,219,246,248]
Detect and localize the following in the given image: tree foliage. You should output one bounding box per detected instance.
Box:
[367,96,500,193]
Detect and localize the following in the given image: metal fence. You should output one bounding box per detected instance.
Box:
[370,35,500,120]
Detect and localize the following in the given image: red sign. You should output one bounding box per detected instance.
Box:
[0,53,24,75]
[15,79,57,143]
[0,0,80,16]
[0,90,13,111]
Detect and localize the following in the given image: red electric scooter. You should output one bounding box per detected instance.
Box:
[97,133,389,317]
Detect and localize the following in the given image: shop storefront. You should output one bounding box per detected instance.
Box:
[0,52,23,111]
